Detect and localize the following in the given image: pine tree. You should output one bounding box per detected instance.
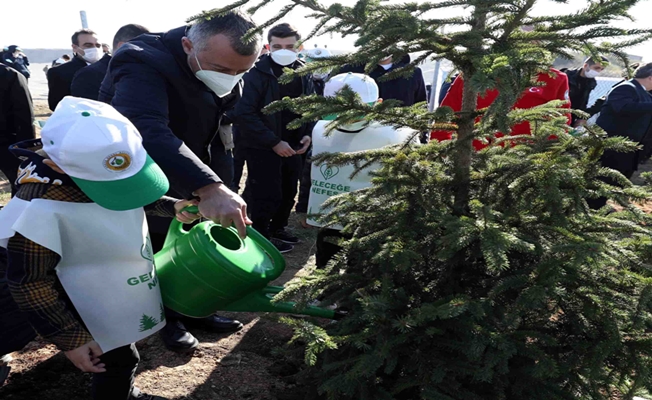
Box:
[159,303,166,323]
[194,2,652,399]
[139,314,158,332]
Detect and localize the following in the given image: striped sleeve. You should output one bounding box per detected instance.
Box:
[6,233,93,351]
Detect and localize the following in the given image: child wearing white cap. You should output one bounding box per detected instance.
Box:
[297,73,417,267]
[0,97,198,400]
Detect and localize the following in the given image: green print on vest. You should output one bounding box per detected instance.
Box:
[127,271,159,290]
[320,164,339,180]
[141,236,154,262]
[139,314,159,332]
[160,303,166,322]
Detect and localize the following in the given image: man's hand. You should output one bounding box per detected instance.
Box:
[273,141,296,157]
[174,199,200,224]
[573,119,587,128]
[296,136,312,155]
[64,341,106,373]
[194,183,252,238]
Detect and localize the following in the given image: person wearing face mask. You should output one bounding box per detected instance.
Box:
[300,73,417,267]
[340,54,427,108]
[1,46,30,81]
[305,47,332,96]
[560,56,609,127]
[100,11,261,354]
[72,24,150,101]
[233,23,316,254]
[587,62,652,209]
[47,29,103,111]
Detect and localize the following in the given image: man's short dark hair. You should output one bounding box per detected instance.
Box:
[267,23,301,44]
[634,62,652,79]
[187,10,261,56]
[62,54,71,60]
[72,29,97,46]
[112,24,149,50]
[584,55,609,66]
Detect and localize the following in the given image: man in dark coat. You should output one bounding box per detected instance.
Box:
[47,29,103,110]
[0,65,36,386]
[0,64,34,194]
[72,24,149,101]
[233,23,316,254]
[589,62,652,209]
[1,46,30,81]
[100,11,260,353]
[340,54,427,106]
[561,56,608,127]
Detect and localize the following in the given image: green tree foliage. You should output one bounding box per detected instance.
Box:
[195,1,652,399]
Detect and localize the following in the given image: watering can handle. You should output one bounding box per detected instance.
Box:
[162,205,199,250]
[166,206,287,270]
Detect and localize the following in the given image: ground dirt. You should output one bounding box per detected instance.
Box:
[0,100,319,400]
[2,101,652,399]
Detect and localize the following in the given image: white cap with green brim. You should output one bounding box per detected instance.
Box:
[41,96,169,211]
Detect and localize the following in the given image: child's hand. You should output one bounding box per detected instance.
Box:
[175,199,200,224]
[64,340,106,373]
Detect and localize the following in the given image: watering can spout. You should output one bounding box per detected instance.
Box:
[223,286,337,320]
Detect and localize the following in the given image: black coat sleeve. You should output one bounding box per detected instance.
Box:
[607,86,652,115]
[413,68,427,104]
[46,67,69,111]
[233,71,282,149]
[70,68,100,101]
[109,55,221,199]
[10,71,35,141]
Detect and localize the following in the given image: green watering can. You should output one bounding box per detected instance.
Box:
[154,207,337,319]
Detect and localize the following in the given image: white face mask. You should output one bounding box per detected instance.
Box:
[194,53,244,98]
[81,47,102,64]
[584,68,601,79]
[271,49,298,66]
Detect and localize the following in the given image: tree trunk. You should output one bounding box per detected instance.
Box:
[452,4,487,214]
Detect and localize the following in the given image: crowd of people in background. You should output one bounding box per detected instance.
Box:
[0,10,652,400]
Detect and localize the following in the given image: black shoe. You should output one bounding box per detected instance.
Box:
[271,229,300,244]
[0,364,9,386]
[131,386,169,399]
[183,314,244,334]
[270,238,294,253]
[159,319,198,354]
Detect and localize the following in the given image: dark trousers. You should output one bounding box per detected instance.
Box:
[0,142,20,196]
[0,247,37,356]
[316,229,349,268]
[587,151,637,210]
[232,146,246,192]
[246,148,303,238]
[92,343,139,400]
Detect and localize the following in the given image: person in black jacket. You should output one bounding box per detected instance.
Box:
[72,24,150,101]
[47,29,103,110]
[233,23,316,253]
[100,11,261,353]
[1,46,30,81]
[561,56,608,127]
[0,65,34,195]
[340,54,427,107]
[588,62,652,209]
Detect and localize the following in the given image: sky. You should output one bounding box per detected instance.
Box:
[2,0,651,60]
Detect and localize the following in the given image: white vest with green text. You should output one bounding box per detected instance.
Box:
[307,121,416,229]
